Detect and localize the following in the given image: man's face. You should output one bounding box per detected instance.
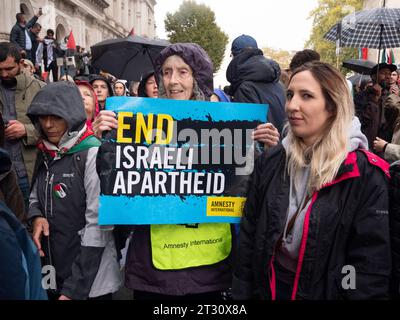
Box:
[32,26,41,35]
[0,56,22,82]
[377,67,392,86]
[19,15,27,26]
[92,80,109,103]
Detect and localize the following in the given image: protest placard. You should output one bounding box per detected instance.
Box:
[97,97,267,225]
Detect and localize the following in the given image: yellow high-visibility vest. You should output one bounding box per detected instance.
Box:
[150,223,232,270]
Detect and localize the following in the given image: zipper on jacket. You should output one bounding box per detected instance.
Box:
[268,193,315,301]
[43,162,49,220]
[49,174,54,218]
[43,161,54,268]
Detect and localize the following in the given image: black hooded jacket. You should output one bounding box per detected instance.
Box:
[26,82,120,300]
[227,48,286,133]
[10,16,39,52]
[233,145,391,300]
[390,161,400,298]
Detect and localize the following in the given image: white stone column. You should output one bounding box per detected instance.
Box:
[41,0,56,33]
[127,0,133,31]
[0,0,20,41]
[122,0,128,31]
[135,0,142,36]
[116,0,122,27]
[141,0,147,37]
[105,0,112,17]
[93,21,103,44]
[73,8,86,48]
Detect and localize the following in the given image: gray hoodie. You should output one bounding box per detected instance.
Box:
[276,117,368,274]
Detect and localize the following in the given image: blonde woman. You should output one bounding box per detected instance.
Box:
[233,61,391,300]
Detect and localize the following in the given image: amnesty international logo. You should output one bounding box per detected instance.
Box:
[206,197,246,217]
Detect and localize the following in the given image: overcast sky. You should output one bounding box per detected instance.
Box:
[154,0,319,87]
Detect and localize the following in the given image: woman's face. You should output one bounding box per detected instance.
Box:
[38,115,68,146]
[286,70,333,147]
[145,75,158,98]
[162,55,194,100]
[391,71,399,84]
[78,85,95,121]
[114,83,125,96]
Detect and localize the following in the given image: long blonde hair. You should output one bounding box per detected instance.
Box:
[285,61,355,192]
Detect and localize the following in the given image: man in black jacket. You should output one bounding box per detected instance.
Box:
[10,11,42,61]
[226,35,286,134]
[28,23,42,66]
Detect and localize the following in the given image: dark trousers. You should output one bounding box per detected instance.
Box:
[45,60,58,82]
[25,50,32,62]
[18,176,30,215]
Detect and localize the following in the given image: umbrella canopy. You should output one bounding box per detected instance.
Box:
[324,7,400,49]
[90,35,170,81]
[347,73,372,86]
[342,58,376,74]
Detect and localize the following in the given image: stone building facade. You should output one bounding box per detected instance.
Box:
[0,0,157,50]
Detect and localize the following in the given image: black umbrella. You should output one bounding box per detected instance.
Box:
[347,73,372,87]
[342,59,376,74]
[90,35,170,81]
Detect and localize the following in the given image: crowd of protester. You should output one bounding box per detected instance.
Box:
[2,11,400,302]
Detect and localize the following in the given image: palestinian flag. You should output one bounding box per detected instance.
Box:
[381,49,396,64]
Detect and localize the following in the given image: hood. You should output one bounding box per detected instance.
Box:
[156,43,214,98]
[15,72,40,92]
[27,81,87,133]
[138,71,156,97]
[347,116,369,152]
[114,79,128,96]
[214,88,231,102]
[88,74,114,97]
[226,48,281,92]
[282,117,369,153]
